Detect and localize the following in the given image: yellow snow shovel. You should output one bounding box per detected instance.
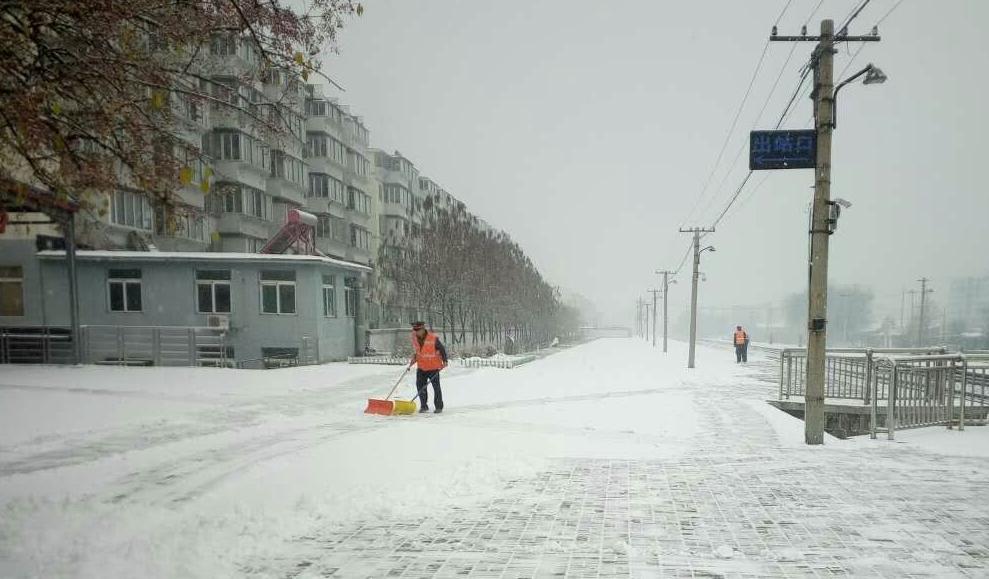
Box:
[365,364,418,416]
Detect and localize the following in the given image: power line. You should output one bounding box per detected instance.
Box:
[711,170,754,228]
[804,0,903,126]
[681,40,771,226]
[673,241,693,276]
[876,0,905,25]
[680,0,796,227]
[838,0,873,35]
[693,0,826,226]
[700,0,834,230]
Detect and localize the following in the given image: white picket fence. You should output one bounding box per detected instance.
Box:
[459,355,535,369]
[347,355,409,365]
[348,354,537,369]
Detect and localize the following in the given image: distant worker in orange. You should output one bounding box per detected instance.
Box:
[733,325,750,363]
[410,321,449,413]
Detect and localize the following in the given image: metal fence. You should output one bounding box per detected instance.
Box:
[778,348,943,403]
[81,325,230,367]
[1,325,230,367]
[778,347,989,439]
[0,327,75,364]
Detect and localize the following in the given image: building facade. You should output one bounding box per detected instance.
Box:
[0,240,369,364]
[1,32,505,364]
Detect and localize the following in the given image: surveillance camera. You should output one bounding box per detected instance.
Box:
[832,198,852,208]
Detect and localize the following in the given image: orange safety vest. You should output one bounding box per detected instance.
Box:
[412,332,445,371]
[734,329,748,346]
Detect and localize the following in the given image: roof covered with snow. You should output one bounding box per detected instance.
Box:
[37,250,372,272]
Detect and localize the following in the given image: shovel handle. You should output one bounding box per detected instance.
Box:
[383,365,412,401]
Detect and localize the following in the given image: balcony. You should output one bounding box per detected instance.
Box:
[211,161,267,192]
[266,179,305,206]
[214,213,273,239]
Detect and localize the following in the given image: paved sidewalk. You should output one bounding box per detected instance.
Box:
[258,355,989,578]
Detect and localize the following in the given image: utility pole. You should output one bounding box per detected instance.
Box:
[647,289,661,347]
[680,227,715,369]
[917,278,933,346]
[642,302,650,342]
[656,270,674,353]
[636,299,643,338]
[899,288,905,330]
[770,19,879,445]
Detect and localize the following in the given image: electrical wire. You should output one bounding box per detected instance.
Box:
[693,0,825,226]
[679,0,796,228]
[876,0,905,25]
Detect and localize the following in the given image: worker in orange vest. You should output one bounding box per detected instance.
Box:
[410,321,449,413]
[733,325,750,363]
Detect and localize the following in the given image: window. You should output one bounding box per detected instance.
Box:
[331,215,347,242]
[210,131,241,160]
[211,185,270,221]
[196,270,231,314]
[0,266,24,316]
[260,270,296,314]
[108,269,142,312]
[207,131,269,171]
[271,151,305,186]
[245,187,269,219]
[322,274,336,317]
[331,139,347,165]
[309,173,329,198]
[306,99,327,117]
[306,133,327,158]
[210,34,236,56]
[110,190,153,230]
[248,237,266,253]
[316,214,332,238]
[348,151,370,177]
[344,278,359,317]
[348,187,371,215]
[154,207,206,241]
[310,173,346,203]
[350,225,371,250]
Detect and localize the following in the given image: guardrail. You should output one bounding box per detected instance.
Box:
[777,347,989,439]
[779,348,944,403]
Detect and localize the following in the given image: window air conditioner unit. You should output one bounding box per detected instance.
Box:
[207,314,230,330]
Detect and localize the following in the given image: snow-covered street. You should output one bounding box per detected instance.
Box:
[2,338,988,578]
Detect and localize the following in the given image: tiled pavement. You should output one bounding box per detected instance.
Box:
[255,361,989,578]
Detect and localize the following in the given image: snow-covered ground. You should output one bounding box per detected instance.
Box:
[1,339,987,577]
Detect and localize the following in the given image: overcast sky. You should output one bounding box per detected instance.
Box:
[321,0,988,326]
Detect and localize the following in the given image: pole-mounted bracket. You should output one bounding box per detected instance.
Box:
[809,318,827,332]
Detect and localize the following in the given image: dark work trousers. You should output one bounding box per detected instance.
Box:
[416,369,443,410]
[735,344,747,363]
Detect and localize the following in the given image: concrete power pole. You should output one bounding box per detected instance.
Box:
[917,278,933,346]
[771,19,879,444]
[636,299,643,338]
[680,227,715,369]
[802,20,836,446]
[648,289,661,347]
[656,270,674,353]
[643,302,651,342]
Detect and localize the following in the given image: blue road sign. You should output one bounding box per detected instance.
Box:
[749,129,817,170]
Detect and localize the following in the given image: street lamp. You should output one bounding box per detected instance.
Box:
[832,63,887,128]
